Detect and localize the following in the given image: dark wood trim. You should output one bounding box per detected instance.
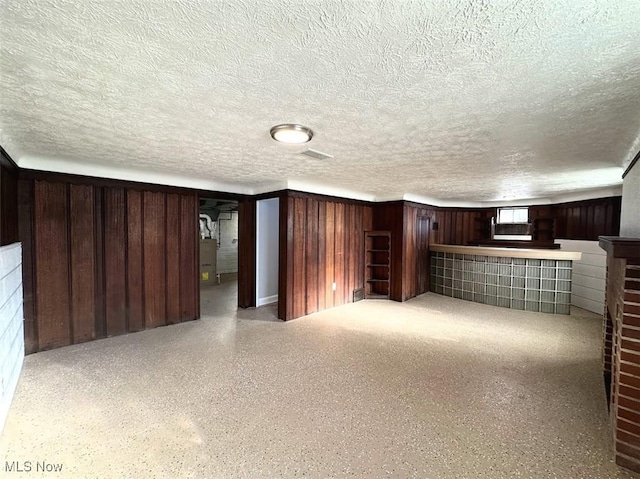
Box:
[94,187,106,339]
[599,236,640,258]
[0,146,19,172]
[237,197,257,308]
[65,183,74,343]
[285,189,372,207]
[1,161,20,246]
[193,194,200,319]
[371,199,406,208]
[623,149,640,179]
[398,200,494,214]
[124,189,130,332]
[9,160,628,347]
[278,195,294,320]
[18,168,247,201]
[401,200,434,209]
[18,180,37,353]
[549,195,622,207]
[253,189,288,201]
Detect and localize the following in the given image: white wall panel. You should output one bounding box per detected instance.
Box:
[556,240,606,315]
[0,243,24,435]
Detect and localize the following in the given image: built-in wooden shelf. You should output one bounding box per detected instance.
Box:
[532,217,555,242]
[366,293,389,300]
[365,231,391,299]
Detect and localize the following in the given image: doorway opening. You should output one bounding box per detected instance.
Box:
[256,197,279,308]
[199,198,239,317]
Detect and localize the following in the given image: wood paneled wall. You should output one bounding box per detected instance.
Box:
[0,151,19,246]
[429,207,493,245]
[370,202,405,301]
[20,178,200,353]
[371,202,492,301]
[278,191,372,321]
[546,196,621,240]
[237,198,257,308]
[403,205,430,301]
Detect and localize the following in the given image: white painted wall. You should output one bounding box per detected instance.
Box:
[0,243,24,434]
[217,211,238,274]
[620,162,640,237]
[556,239,606,315]
[256,198,279,306]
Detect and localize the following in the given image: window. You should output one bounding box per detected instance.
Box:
[497,207,529,224]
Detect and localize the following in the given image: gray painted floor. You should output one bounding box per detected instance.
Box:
[1,286,637,478]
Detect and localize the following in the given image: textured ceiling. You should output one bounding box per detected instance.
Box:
[1,0,640,205]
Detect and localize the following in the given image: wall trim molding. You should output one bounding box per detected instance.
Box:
[257,294,278,307]
[622,149,640,179]
[3,143,625,207]
[0,146,19,172]
[19,168,247,201]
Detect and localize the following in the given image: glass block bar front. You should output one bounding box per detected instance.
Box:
[430,251,574,314]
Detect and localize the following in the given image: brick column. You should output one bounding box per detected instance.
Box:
[600,237,640,474]
[604,307,614,406]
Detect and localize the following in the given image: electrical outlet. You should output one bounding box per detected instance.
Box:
[332,282,337,291]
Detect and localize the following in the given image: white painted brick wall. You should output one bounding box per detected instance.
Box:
[217,211,238,274]
[556,239,606,315]
[0,243,24,435]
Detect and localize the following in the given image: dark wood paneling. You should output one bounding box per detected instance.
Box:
[166,194,181,324]
[324,202,335,311]
[372,202,404,301]
[305,199,318,314]
[347,204,357,303]
[180,194,198,320]
[292,196,307,318]
[1,164,19,246]
[143,191,166,328]
[126,190,144,332]
[403,205,416,301]
[333,202,345,307]
[20,168,244,201]
[278,195,294,320]
[426,207,492,245]
[94,187,106,340]
[238,198,257,309]
[19,174,216,353]
[278,192,370,321]
[34,181,71,350]
[18,179,37,353]
[373,202,483,302]
[317,201,327,311]
[104,188,127,336]
[416,215,430,295]
[69,184,96,343]
[552,197,621,240]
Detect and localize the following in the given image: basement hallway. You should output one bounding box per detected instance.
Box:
[1,294,636,478]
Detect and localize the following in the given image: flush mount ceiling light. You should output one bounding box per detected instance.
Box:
[270,124,313,144]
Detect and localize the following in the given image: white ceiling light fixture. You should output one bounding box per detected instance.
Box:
[270,124,313,144]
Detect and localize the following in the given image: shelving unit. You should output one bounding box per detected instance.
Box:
[365,231,391,299]
[532,218,555,242]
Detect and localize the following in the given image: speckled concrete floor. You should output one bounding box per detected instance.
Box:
[2,287,638,478]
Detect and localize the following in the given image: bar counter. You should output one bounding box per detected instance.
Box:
[429,244,582,314]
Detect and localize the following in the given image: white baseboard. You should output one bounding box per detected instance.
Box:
[257,295,278,307]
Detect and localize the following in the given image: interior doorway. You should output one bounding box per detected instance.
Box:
[256,198,279,307]
[199,198,239,317]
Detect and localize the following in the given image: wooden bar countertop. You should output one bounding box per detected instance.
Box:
[431,244,582,261]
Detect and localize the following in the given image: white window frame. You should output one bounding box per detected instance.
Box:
[497,207,529,224]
